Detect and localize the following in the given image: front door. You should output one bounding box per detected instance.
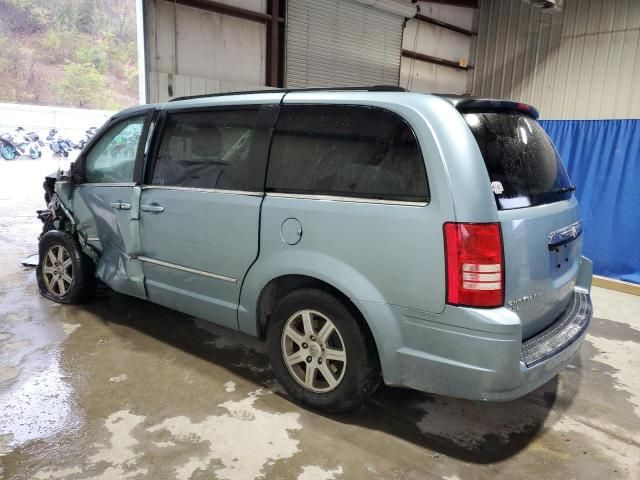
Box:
[71,112,151,298]
[138,106,273,330]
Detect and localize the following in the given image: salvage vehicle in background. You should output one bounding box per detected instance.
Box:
[36,87,593,412]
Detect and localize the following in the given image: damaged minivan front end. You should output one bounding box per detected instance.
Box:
[38,168,99,263]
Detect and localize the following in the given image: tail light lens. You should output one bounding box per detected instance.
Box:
[444,222,504,308]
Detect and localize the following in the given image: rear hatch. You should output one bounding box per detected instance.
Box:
[463,107,581,339]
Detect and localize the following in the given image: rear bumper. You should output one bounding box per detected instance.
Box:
[374,256,593,401]
[521,291,591,368]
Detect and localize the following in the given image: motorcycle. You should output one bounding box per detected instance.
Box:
[0,127,42,160]
[76,126,97,149]
[25,130,43,146]
[46,128,70,158]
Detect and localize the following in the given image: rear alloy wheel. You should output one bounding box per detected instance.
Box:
[281,309,347,393]
[267,288,380,412]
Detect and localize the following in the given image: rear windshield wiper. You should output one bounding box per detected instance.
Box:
[553,185,577,193]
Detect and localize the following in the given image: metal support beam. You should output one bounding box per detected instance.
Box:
[136,0,147,103]
[171,0,283,24]
[402,49,473,71]
[266,0,281,87]
[413,0,478,8]
[415,13,476,36]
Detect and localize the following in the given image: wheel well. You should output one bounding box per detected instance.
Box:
[257,275,378,351]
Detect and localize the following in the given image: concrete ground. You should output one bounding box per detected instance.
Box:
[1,155,639,480]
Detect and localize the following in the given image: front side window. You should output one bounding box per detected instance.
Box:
[85,116,146,183]
[266,105,429,202]
[151,109,259,190]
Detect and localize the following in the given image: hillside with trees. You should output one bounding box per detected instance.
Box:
[0,0,138,109]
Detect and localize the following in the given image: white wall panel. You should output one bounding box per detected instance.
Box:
[416,1,474,30]
[400,56,468,93]
[403,19,470,62]
[400,1,474,94]
[472,0,640,119]
[145,0,267,103]
[147,71,267,103]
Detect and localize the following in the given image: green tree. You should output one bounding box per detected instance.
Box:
[57,62,105,107]
[0,0,139,109]
[76,0,95,34]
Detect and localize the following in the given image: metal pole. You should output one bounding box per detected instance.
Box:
[135,0,148,104]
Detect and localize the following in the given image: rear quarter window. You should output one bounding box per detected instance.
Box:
[464,112,574,210]
[266,104,429,202]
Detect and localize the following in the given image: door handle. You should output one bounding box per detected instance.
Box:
[141,204,164,213]
[110,202,131,210]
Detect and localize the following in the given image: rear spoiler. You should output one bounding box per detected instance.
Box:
[455,99,539,120]
[435,95,540,120]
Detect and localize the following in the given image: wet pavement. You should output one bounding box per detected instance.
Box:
[1,156,639,480]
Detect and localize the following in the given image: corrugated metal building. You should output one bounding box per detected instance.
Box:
[140,0,479,103]
[140,0,640,119]
[472,0,640,119]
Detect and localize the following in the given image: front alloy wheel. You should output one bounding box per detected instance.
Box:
[281,309,347,393]
[37,230,97,304]
[42,245,73,296]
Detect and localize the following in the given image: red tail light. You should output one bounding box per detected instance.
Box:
[444,222,504,308]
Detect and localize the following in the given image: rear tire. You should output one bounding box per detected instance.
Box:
[267,288,381,412]
[37,230,97,304]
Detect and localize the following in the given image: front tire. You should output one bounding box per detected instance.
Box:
[1,143,16,160]
[267,288,381,412]
[37,230,97,304]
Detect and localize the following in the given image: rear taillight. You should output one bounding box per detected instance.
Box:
[444,222,504,308]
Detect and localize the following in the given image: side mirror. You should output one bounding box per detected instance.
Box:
[69,160,83,184]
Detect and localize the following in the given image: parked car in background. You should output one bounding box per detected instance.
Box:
[36,87,593,412]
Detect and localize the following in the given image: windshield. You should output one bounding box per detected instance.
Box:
[464,112,574,210]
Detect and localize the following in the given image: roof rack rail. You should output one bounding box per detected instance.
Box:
[168,85,408,102]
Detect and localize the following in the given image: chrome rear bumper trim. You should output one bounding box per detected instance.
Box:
[521,291,592,367]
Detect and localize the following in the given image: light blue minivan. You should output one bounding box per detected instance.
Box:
[37,87,593,411]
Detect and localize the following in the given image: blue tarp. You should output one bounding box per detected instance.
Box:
[539,119,640,284]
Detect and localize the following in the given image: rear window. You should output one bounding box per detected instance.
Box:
[266,105,429,202]
[464,112,574,210]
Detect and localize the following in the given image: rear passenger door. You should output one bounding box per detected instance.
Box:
[138,104,277,330]
[260,99,445,314]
